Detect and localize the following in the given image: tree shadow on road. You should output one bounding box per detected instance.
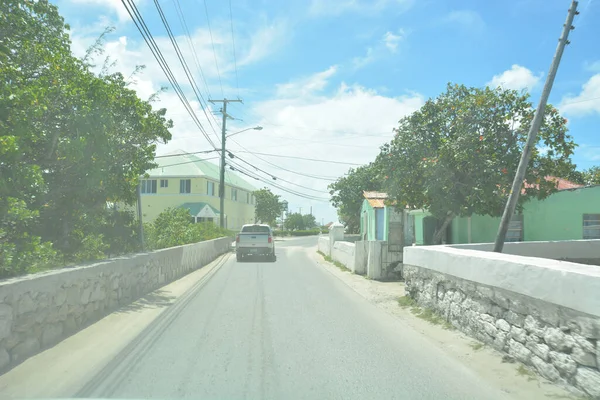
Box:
[115,290,177,313]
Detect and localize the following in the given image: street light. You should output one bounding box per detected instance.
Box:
[226,126,263,138]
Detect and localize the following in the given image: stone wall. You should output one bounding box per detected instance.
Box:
[404,246,600,398]
[0,237,231,372]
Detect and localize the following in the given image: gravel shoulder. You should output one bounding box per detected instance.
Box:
[310,248,582,400]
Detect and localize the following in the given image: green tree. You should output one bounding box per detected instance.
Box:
[328,163,383,233]
[253,188,284,226]
[582,166,600,186]
[302,214,317,229]
[284,212,305,231]
[0,0,173,274]
[378,83,576,244]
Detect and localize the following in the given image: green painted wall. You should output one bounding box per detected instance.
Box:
[524,186,600,241]
[360,200,377,240]
[410,210,431,245]
[450,186,600,243]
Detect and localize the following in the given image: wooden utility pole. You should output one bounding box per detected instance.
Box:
[209,98,242,228]
[494,1,579,252]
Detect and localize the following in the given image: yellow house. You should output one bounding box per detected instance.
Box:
[137,151,256,230]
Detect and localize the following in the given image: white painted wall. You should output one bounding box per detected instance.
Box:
[404,245,600,317]
[447,239,600,260]
[354,241,368,275]
[331,241,356,272]
[318,236,330,256]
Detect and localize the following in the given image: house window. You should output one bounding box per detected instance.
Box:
[207,181,215,196]
[231,188,238,201]
[246,192,250,203]
[198,217,214,223]
[160,179,168,188]
[506,214,523,242]
[180,179,191,194]
[141,179,157,194]
[583,214,600,239]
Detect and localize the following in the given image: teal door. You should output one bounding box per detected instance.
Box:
[376,208,385,240]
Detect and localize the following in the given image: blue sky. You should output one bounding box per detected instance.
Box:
[54,0,600,223]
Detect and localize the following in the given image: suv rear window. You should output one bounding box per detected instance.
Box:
[241,225,271,233]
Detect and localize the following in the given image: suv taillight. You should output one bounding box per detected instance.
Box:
[268,236,272,243]
[236,234,240,243]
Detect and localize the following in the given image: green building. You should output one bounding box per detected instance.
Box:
[360,183,600,246]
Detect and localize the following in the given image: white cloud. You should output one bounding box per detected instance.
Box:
[583,60,600,72]
[352,48,375,70]
[443,10,485,32]
[487,65,542,92]
[276,66,338,97]
[383,30,404,53]
[351,29,405,70]
[309,0,413,16]
[559,74,600,116]
[68,0,131,22]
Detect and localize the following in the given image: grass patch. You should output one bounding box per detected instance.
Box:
[516,365,537,382]
[317,251,350,272]
[397,295,417,308]
[397,296,454,330]
[470,342,484,351]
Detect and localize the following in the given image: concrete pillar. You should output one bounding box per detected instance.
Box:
[328,222,345,254]
[354,240,368,275]
[367,240,383,279]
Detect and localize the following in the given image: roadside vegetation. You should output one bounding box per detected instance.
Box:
[317,251,350,272]
[329,84,599,241]
[144,208,233,251]
[397,295,454,330]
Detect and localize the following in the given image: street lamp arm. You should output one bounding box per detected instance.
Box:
[226,126,263,138]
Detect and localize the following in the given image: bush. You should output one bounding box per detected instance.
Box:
[145,208,233,250]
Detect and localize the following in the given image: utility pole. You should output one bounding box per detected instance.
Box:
[493,1,578,253]
[209,98,243,228]
[136,182,144,250]
[299,207,302,215]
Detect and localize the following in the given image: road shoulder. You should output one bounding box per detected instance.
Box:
[0,253,232,400]
[310,249,581,400]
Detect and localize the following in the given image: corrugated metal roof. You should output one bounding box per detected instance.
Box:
[363,191,388,208]
[147,151,257,192]
[363,191,388,199]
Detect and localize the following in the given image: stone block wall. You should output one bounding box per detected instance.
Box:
[331,241,355,272]
[0,237,231,372]
[403,246,600,398]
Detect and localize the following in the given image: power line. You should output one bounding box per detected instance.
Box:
[231,153,329,194]
[171,0,213,103]
[120,0,217,151]
[228,0,240,98]
[155,149,216,158]
[234,151,363,166]
[227,160,329,201]
[228,137,339,181]
[157,156,220,169]
[153,0,221,146]
[203,0,224,97]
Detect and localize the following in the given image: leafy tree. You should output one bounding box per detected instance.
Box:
[253,188,284,226]
[582,166,600,186]
[378,83,576,244]
[328,163,383,233]
[0,0,173,274]
[284,212,305,231]
[302,214,317,229]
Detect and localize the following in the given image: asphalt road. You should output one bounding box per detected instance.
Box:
[78,236,511,400]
